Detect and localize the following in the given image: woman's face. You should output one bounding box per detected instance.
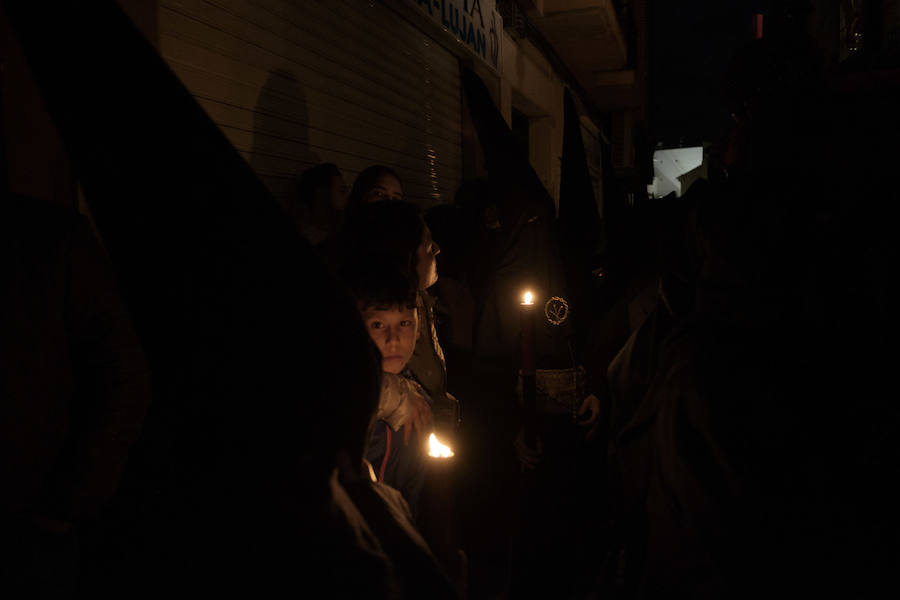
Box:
[417,225,440,290]
[364,174,403,203]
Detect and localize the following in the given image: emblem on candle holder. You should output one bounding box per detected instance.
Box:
[544,296,569,325]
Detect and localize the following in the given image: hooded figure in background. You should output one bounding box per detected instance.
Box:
[0,1,453,597]
[457,67,604,598]
[641,25,900,599]
[558,89,603,363]
[460,70,574,382]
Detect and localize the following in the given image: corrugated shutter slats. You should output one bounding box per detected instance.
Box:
[159,0,462,207]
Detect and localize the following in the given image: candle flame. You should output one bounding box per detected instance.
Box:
[522,291,534,305]
[428,433,454,458]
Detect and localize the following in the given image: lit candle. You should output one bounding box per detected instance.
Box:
[427,432,454,458]
[422,432,461,582]
[520,291,537,448]
[520,291,535,374]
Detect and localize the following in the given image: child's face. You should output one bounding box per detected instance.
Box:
[360,304,418,374]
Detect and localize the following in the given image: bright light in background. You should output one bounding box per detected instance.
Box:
[522,291,534,305]
[647,146,704,198]
[428,433,454,458]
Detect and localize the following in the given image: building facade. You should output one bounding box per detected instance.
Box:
[151,0,609,210]
[3,0,625,214]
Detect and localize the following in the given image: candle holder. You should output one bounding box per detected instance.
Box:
[520,291,537,448]
[421,431,462,588]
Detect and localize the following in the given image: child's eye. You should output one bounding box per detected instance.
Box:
[370,321,384,329]
[400,320,413,327]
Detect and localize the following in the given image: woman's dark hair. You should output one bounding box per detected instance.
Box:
[425,203,463,280]
[346,165,401,216]
[298,162,340,207]
[454,177,491,217]
[343,260,418,312]
[340,199,424,290]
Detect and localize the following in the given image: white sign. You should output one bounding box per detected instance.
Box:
[407,0,503,72]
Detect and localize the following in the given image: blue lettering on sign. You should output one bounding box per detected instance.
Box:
[414,0,494,66]
[470,0,484,28]
[450,3,459,34]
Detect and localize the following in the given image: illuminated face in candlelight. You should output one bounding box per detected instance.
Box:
[428,433,454,458]
[416,225,440,290]
[522,291,534,305]
[360,304,419,374]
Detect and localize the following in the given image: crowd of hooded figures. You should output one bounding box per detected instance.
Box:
[2,1,899,599]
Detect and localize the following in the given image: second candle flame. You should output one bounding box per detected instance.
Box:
[522,291,534,305]
[428,433,454,458]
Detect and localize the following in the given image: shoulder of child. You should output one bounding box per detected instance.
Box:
[400,372,432,408]
[378,373,413,431]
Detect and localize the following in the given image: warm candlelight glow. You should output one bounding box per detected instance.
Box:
[522,291,534,305]
[428,433,454,458]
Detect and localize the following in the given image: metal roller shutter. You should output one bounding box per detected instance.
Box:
[158,0,463,208]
